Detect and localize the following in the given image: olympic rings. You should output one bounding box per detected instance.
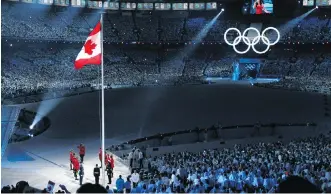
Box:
[224,27,280,54]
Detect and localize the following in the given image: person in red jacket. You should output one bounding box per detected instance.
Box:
[77,144,86,163]
[105,154,109,167]
[109,155,114,170]
[72,156,80,180]
[69,150,74,170]
[253,0,270,14]
[98,148,102,167]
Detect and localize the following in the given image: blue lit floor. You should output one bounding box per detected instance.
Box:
[5,146,35,162]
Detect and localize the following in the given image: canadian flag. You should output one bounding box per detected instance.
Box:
[74,21,102,69]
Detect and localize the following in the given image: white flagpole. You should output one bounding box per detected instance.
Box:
[100,13,106,187]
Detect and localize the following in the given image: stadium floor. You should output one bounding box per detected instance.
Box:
[1,84,328,191]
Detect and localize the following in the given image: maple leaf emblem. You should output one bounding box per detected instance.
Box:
[84,39,97,55]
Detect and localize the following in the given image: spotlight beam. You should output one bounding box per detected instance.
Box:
[177,10,223,74]
[277,8,316,40]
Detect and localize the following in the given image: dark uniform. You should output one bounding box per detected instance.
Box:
[106,164,113,184]
[94,165,101,185]
[79,164,84,185]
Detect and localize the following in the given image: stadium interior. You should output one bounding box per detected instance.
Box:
[1,0,331,193]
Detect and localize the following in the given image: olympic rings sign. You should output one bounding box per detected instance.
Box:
[224,27,280,54]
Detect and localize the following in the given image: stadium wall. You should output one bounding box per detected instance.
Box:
[145,124,330,156]
[16,85,328,141]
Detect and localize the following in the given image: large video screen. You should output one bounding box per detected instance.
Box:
[137,3,153,10]
[155,3,171,10]
[38,0,53,4]
[316,0,331,6]
[21,0,36,3]
[206,2,217,10]
[250,0,273,14]
[189,3,205,10]
[172,3,188,10]
[87,0,102,8]
[54,0,69,6]
[71,0,86,7]
[303,0,314,6]
[104,1,119,10]
[121,2,136,10]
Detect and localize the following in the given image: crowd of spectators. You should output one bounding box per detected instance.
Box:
[2,2,330,43]
[257,51,331,94]
[1,2,331,101]
[1,43,331,101]
[132,134,331,193]
[3,133,330,193]
[278,15,331,43]
[115,132,331,193]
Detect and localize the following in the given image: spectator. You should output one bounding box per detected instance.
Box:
[77,143,85,163]
[124,176,132,193]
[131,170,140,188]
[105,185,113,193]
[116,175,125,193]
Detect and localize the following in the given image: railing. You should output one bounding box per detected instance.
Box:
[107,122,317,151]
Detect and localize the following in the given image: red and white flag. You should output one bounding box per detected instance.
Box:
[74,21,102,69]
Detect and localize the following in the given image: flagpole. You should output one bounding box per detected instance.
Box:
[100,12,106,187]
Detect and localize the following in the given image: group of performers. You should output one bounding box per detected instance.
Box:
[98,148,115,169]
[69,146,84,183]
[69,145,115,185]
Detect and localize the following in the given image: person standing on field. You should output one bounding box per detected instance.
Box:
[77,143,86,163]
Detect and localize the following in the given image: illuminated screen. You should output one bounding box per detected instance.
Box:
[21,0,36,3]
[121,3,136,10]
[54,0,69,6]
[189,3,205,10]
[38,0,53,4]
[137,3,153,10]
[206,2,217,10]
[71,0,86,7]
[303,0,314,6]
[104,2,119,10]
[316,0,330,6]
[172,3,188,10]
[250,0,273,14]
[155,3,171,10]
[87,1,102,8]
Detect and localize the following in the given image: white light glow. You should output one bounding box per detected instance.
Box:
[224,27,280,54]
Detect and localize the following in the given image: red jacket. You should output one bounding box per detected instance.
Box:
[70,152,74,162]
[110,156,114,169]
[73,158,80,170]
[99,149,102,160]
[78,145,85,155]
[105,155,109,165]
